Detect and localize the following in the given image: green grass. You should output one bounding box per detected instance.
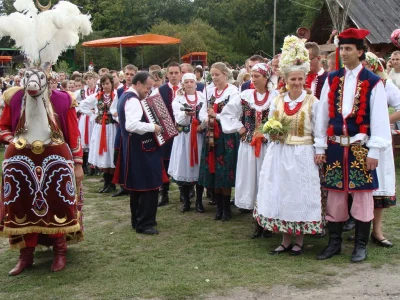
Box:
[0,151,399,299]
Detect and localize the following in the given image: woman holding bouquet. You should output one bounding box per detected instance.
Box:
[220,63,277,235]
[198,62,240,221]
[256,36,322,255]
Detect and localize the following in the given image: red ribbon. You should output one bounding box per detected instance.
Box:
[208,103,221,174]
[84,115,89,145]
[190,118,199,167]
[250,135,264,157]
[99,112,108,155]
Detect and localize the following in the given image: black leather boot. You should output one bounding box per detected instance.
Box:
[222,195,232,221]
[103,174,116,193]
[214,193,223,220]
[351,220,371,263]
[158,183,169,207]
[195,184,205,213]
[343,216,356,232]
[112,187,129,197]
[99,173,109,193]
[189,185,195,199]
[180,185,191,212]
[317,222,343,260]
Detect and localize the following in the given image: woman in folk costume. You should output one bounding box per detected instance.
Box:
[362,52,400,247]
[256,36,322,255]
[220,63,277,236]
[198,62,240,221]
[168,73,206,213]
[77,73,97,175]
[0,0,91,275]
[79,74,118,193]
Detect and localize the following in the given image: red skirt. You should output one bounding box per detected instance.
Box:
[0,143,83,247]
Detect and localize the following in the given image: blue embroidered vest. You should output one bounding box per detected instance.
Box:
[324,67,380,192]
[117,92,163,191]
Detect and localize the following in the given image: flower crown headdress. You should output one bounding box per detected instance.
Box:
[279,35,310,76]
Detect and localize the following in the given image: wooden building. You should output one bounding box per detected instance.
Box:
[309,0,400,57]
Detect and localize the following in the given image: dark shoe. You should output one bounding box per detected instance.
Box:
[137,228,159,235]
[348,235,355,241]
[270,244,292,255]
[290,243,303,256]
[112,187,129,197]
[51,237,67,272]
[208,189,216,205]
[351,220,371,263]
[195,200,205,213]
[9,247,35,276]
[103,183,116,193]
[230,198,235,205]
[251,223,264,239]
[239,208,252,213]
[209,199,216,205]
[317,222,343,260]
[343,216,356,232]
[371,234,393,248]
[98,173,109,193]
[222,195,232,221]
[214,193,223,220]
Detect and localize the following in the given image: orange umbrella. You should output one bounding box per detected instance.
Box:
[82,34,181,69]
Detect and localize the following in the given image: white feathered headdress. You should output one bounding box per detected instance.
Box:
[0,0,92,66]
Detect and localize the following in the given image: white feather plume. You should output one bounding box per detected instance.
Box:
[0,0,92,65]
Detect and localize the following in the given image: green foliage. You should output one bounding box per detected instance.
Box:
[54,60,72,76]
[0,0,325,69]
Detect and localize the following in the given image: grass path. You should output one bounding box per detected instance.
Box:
[0,165,399,299]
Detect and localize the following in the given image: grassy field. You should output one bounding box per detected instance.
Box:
[0,151,399,299]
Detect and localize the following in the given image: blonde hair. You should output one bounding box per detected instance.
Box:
[210,62,230,77]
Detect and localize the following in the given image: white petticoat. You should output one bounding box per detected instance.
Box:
[234,142,268,210]
[88,123,117,168]
[168,132,204,182]
[257,143,321,222]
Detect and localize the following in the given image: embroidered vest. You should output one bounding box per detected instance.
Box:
[314,71,328,99]
[95,95,116,125]
[241,100,269,143]
[327,68,380,137]
[273,94,315,145]
[117,92,162,190]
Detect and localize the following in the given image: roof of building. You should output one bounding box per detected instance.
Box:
[347,0,400,44]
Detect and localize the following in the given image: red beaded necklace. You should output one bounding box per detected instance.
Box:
[185,92,198,107]
[253,90,269,106]
[284,101,303,116]
[215,84,229,98]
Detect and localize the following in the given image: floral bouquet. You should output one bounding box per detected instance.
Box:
[262,116,292,143]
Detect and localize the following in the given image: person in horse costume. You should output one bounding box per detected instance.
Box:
[0,0,92,275]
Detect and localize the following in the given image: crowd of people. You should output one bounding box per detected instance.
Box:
[1,27,400,276]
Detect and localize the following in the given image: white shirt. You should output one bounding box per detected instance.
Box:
[124,87,155,135]
[389,69,400,90]
[314,63,392,159]
[79,91,117,119]
[151,82,181,99]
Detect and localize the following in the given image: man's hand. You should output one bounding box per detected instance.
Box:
[366,157,378,170]
[75,164,84,186]
[154,124,162,134]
